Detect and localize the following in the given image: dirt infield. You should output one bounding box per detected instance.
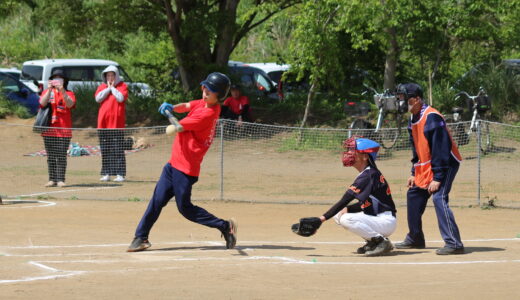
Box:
[1,199,519,299]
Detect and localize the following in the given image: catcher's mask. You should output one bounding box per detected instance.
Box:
[342,137,380,167]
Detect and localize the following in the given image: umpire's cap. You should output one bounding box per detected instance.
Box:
[201,72,231,101]
[396,83,423,100]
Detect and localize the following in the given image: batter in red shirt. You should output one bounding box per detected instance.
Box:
[128,72,237,253]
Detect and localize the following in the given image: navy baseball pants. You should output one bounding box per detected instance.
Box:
[404,164,463,249]
[134,163,227,239]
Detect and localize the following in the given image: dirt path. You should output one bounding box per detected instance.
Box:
[1,199,519,299]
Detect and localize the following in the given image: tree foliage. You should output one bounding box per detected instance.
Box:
[1,0,519,124]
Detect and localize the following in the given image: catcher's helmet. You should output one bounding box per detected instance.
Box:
[200,72,231,101]
[342,136,380,167]
[396,83,423,100]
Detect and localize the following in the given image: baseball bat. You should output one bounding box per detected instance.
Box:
[164,109,184,132]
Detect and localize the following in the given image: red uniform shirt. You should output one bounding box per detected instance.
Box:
[96,82,128,128]
[168,99,221,177]
[223,95,249,115]
[40,88,76,138]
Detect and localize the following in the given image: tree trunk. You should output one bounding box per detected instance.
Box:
[383,26,398,90]
[213,0,239,65]
[158,0,297,92]
[300,81,316,128]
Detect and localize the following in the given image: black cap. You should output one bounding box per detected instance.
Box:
[49,69,67,80]
[396,83,423,99]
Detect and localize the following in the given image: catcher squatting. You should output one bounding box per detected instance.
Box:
[292,137,397,256]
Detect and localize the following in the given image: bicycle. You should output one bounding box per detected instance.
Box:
[346,86,408,149]
[446,87,492,154]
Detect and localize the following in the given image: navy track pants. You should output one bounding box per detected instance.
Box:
[404,164,463,249]
[134,163,227,239]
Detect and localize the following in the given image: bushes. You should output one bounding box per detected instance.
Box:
[0,94,31,119]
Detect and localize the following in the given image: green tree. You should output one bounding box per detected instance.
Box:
[141,0,300,91]
[288,0,345,128]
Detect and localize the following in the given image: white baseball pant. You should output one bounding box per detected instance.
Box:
[334,211,396,240]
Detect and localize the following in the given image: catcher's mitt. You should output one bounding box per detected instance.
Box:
[291,217,322,237]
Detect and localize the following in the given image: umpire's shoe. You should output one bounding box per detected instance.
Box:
[436,246,465,255]
[365,236,393,257]
[394,240,425,249]
[221,218,237,249]
[127,237,151,252]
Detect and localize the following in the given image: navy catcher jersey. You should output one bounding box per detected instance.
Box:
[347,166,396,216]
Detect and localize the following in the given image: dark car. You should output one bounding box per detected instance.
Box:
[0,72,40,115]
[227,62,280,101]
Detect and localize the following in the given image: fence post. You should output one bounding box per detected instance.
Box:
[476,119,481,206]
[219,120,224,201]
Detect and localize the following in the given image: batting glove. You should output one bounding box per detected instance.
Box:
[158,102,173,116]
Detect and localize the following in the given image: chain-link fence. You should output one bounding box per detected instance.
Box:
[1,119,519,208]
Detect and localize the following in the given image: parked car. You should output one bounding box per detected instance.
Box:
[245,63,290,87]
[227,61,280,101]
[0,71,40,115]
[0,68,21,80]
[20,59,151,95]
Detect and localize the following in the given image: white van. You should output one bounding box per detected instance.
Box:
[245,63,290,86]
[20,59,151,95]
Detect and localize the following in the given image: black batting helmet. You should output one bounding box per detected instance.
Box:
[200,72,231,101]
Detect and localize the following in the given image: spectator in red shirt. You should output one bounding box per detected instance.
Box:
[39,69,76,188]
[95,65,129,182]
[221,85,252,123]
[127,72,237,252]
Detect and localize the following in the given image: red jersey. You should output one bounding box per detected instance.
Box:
[168,99,221,177]
[40,88,76,138]
[96,82,128,128]
[223,95,249,115]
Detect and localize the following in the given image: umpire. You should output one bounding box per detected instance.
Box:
[394,83,465,255]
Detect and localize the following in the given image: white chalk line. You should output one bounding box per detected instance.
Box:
[2,238,519,285]
[14,186,119,198]
[0,272,85,284]
[2,237,518,249]
[1,200,56,208]
[0,261,84,284]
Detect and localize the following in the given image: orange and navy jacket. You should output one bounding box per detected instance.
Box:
[408,105,462,188]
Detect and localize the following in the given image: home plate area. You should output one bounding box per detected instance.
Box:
[2,238,519,284]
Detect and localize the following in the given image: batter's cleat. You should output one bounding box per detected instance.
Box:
[44,181,56,187]
[56,181,66,188]
[357,239,377,254]
[221,218,237,249]
[113,175,125,182]
[100,175,110,182]
[436,246,465,255]
[127,237,151,252]
[365,236,393,257]
[394,240,425,249]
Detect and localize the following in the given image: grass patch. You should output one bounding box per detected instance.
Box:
[277,130,345,152]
